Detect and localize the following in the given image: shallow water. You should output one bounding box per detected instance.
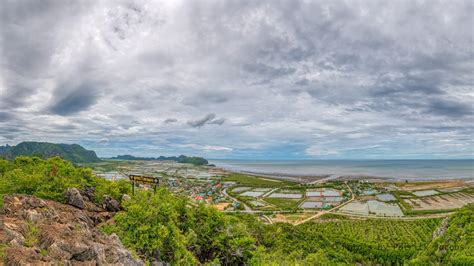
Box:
[210,159,474,180]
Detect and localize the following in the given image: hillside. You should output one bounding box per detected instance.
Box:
[0,142,101,163]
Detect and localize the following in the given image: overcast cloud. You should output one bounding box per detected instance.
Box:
[0,0,473,159]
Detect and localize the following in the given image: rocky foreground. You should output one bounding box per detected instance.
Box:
[1,189,143,265]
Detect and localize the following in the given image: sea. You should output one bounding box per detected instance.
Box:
[209,159,474,180]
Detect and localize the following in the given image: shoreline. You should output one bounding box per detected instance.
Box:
[215,166,474,183]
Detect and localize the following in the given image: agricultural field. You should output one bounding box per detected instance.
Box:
[339,200,404,217]
[403,191,474,211]
[264,197,302,210]
[271,212,316,224]
[284,218,443,263]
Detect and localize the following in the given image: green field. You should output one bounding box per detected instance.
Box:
[264,197,301,210]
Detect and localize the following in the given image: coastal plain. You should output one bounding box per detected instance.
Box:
[88,159,474,224]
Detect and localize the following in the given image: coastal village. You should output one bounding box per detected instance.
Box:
[92,160,474,224]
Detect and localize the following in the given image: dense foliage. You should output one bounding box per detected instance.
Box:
[0,142,101,163]
[411,204,474,265]
[0,156,129,206]
[102,190,255,264]
[176,155,209,166]
[252,218,441,264]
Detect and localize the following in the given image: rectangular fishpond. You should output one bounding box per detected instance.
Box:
[240,191,265,197]
[376,193,396,201]
[300,201,323,208]
[268,193,302,199]
[412,190,439,197]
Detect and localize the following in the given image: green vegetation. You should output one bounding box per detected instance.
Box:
[40,249,49,257]
[24,221,39,247]
[264,197,301,210]
[252,218,443,265]
[0,142,100,163]
[0,243,6,260]
[0,156,130,207]
[222,173,296,187]
[177,155,208,166]
[102,190,255,264]
[1,156,472,265]
[318,213,349,220]
[411,204,474,265]
[104,188,472,265]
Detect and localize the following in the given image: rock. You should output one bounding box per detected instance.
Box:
[122,194,131,202]
[1,194,144,265]
[82,186,96,202]
[5,246,41,265]
[65,188,85,209]
[103,195,121,212]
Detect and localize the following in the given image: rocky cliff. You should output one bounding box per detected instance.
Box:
[1,191,143,265]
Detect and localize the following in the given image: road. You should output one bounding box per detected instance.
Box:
[222,187,252,212]
[294,182,355,225]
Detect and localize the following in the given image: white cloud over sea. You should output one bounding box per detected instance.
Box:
[0,0,473,159]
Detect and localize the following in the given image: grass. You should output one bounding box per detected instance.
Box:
[0,243,6,260]
[24,221,39,247]
[222,173,297,187]
[40,249,48,257]
[264,197,301,210]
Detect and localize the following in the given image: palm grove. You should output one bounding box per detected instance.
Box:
[0,157,472,264]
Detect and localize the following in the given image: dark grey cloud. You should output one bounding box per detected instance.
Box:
[242,63,296,79]
[49,84,100,116]
[0,111,15,122]
[164,118,178,124]
[187,113,225,128]
[183,90,230,107]
[425,98,473,118]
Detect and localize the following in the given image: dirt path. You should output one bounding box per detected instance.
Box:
[295,182,355,225]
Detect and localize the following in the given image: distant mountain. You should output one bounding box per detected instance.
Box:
[0,142,101,163]
[109,154,208,166]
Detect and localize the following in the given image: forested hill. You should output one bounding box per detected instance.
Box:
[0,142,101,163]
[109,154,208,165]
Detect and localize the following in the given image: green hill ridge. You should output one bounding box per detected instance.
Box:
[0,142,101,163]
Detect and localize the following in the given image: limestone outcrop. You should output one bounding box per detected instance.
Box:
[1,194,143,265]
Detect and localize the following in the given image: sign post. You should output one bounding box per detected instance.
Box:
[127,174,160,195]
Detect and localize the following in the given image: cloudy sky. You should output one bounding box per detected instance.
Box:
[0,0,473,159]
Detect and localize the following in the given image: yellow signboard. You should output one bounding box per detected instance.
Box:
[129,175,159,184]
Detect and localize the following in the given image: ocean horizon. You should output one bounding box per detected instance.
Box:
[210,159,474,180]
